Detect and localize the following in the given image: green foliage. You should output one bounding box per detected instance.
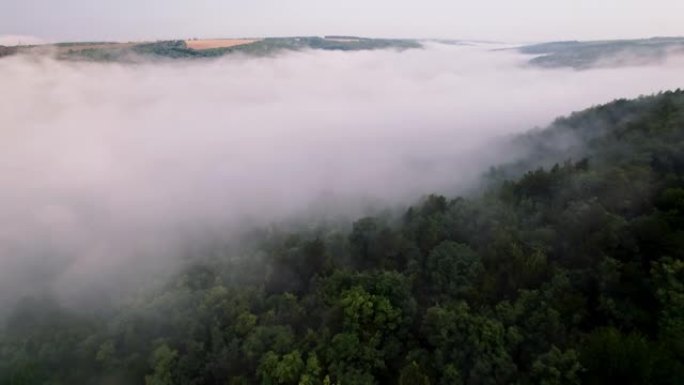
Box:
[3,90,684,384]
[425,241,482,299]
[531,347,581,385]
[580,328,655,385]
[258,350,305,385]
[398,361,431,385]
[145,344,178,385]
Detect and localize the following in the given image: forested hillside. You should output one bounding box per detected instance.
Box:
[3,90,684,385]
[519,37,684,69]
[0,38,421,62]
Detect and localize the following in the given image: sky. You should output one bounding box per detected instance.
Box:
[1,0,684,44]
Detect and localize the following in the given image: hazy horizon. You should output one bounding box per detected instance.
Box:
[2,0,684,44]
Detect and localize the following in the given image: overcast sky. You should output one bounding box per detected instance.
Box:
[1,0,684,43]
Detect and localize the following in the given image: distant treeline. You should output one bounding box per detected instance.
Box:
[519,37,684,69]
[0,37,422,63]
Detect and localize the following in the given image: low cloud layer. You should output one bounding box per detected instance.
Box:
[1,44,684,309]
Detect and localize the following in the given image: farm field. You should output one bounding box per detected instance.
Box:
[185,38,260,50]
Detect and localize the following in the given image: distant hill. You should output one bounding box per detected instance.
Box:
[6,36,684,69]
[519,37,684,69]
[0,37,422,62]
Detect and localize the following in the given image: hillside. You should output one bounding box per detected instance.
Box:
[6,36,684,68]
[2,90,684,384]
[519,37,684,69]
[0,37,422,62]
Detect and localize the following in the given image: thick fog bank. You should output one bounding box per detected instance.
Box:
[1,44,683,310]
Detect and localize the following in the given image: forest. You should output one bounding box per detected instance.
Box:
[519,37,684,69]
[0,37,422,62]
[2,89,684,385]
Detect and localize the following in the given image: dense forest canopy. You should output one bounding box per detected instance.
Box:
[2,90,684,384]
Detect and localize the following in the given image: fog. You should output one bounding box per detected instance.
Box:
[1,43,684,309]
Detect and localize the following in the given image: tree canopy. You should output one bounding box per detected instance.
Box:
[2,90,684,384]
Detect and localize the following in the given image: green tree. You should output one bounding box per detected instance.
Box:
[425,241,482,299]
[145,344,178,385]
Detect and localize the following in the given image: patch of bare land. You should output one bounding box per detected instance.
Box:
[185,39,260,50]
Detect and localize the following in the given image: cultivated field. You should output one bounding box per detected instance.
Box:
[185,39,260,50]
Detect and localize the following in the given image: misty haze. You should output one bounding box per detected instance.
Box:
[2,2,684,385]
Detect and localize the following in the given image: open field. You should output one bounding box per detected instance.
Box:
[185,39,260,50]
